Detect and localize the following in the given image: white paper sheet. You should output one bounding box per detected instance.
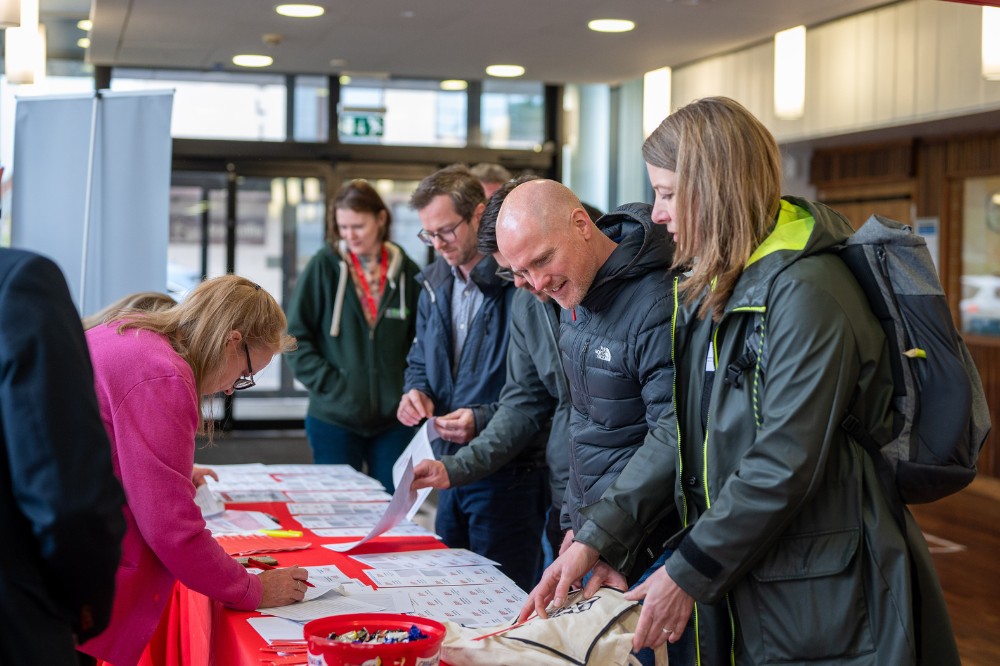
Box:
[204,510,280,535]
[392,420,439,520]
[341,588,415,613]
[293,514,386,529]
[246,616,305,643]
[322,458,421,553]
[312,521,438,539]
[257,590,386,622]
[287,503,390,515]
[364,565,513,588]
[351,548,500,570]
[194,483,225,518]
[218,490,291,503]
[284,490,392,503]
[301,564,356,588]
[407,583,527,628]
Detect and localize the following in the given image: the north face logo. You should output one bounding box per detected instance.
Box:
[595,346,611,362]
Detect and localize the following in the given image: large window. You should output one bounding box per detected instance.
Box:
[112,69,287,141]
[338,76,466,146]
[482,80,545,150]
[960,176,1000,337]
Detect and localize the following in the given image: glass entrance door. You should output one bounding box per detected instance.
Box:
[170,167,328,425]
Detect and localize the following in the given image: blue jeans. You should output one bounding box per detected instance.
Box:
[304,416,414,492]
[436,463,549,592]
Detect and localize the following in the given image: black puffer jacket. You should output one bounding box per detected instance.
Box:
[560,202,679,574]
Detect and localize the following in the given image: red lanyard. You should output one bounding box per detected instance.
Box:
[349,246,388,322]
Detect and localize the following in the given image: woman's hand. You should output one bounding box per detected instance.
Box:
[257,567,309,607]
[191,465,218,487]
[517,541,600,622]
[624,566,694,652]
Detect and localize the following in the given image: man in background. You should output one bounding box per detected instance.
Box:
[397,165,548,591]
[411,175,570,564]
[470,162,513,199]
[0,248,126,665]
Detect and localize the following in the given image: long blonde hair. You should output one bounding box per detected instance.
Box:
[83,291,177,330]
[115,275,296,433]
[642,96,782,320]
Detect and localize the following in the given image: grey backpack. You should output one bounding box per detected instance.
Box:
[835,211,990,504]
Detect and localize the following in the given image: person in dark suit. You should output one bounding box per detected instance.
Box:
[0,248,126,665]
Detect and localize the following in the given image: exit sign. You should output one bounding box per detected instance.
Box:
[340,111,385,138]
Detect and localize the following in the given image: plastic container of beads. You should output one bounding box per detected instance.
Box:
[303,613,447,666]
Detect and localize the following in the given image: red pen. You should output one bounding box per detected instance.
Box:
[247,557,314,587]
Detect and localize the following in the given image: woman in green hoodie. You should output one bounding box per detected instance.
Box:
[286,179,421,491]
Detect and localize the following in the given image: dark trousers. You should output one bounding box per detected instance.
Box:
[435,463,549,592]
[305,416,414,492]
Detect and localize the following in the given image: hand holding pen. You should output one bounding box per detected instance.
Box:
[249,558,312,607]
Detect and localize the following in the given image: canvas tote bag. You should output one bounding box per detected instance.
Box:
[441,587,667,666]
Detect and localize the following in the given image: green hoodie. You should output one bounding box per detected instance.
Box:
[286,241,421,436]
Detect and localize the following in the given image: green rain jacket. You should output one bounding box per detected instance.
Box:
[576,198,960,665]
[286,241,421,436]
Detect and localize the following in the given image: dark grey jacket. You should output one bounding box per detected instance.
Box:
[560,203,679,565]
[578,198,960,665]
[441,288,566,499]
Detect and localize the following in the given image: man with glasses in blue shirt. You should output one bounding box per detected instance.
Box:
[397,164,548,592]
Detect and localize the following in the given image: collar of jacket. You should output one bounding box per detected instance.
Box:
[723,196,854,314]
[580,202,675,311]
[416,253,507,294]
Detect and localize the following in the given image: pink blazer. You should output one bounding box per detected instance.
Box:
[80,325,262,665]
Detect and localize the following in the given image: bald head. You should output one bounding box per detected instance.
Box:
[497,179,584,240]
[495,180,615,309]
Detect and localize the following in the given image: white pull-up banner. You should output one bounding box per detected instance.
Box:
[11,89,173,316]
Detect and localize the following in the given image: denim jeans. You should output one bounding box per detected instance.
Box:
[435,462,549,592]
[304,416,414,492]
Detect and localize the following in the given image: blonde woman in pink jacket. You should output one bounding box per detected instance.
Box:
[79,275,307,665]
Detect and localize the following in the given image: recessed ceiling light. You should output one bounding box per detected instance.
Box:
[77,19,93,31]
[588,19,635,33]
[440,79,468,91]
[233,54,274,68]
[77,37,91,49]
[485,64,524,78]
[275,4,325,18]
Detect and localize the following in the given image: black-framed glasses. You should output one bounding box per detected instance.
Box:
[495,266,515,283]
[232,342,256,391]
[417,218,469,246]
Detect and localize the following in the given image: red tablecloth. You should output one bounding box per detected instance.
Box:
[132,500,444,666]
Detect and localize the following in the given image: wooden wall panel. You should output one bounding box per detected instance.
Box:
[968,341,1000,479]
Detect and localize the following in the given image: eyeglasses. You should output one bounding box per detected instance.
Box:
[232,342,256,391]
[417,218,469,246]
[494,266,515,283]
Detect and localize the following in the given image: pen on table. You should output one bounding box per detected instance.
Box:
[246,557,314,587]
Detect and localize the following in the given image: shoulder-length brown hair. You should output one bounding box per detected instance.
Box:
[328,179,393,245]
[115,275,296,434]
[642,96,782,320]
